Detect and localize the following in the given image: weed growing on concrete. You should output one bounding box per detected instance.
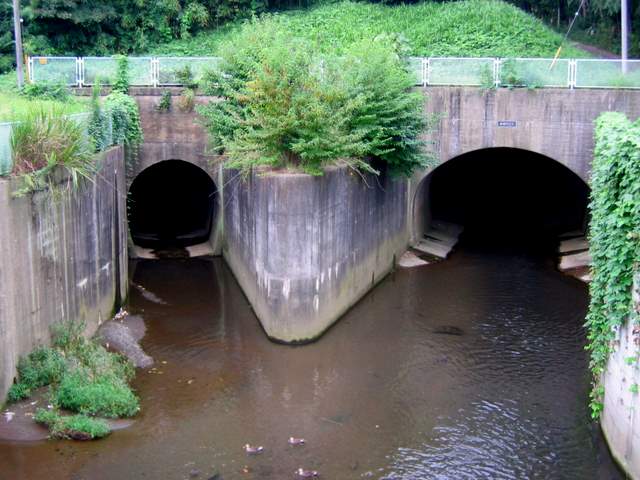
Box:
[10,107,95,195]
[198,18,431,176]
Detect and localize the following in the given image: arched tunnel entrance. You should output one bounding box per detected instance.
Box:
[128,160,217,249]
[414,148,590,249]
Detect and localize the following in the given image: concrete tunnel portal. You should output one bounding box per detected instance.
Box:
[414,148,590,249]
[128,160,217,249]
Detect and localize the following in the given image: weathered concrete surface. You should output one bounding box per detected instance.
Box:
[602,270,640,479]
[411,87,640,242]
[130,93,224,256]
[223,166,409,342]
[558,250,592,271]
[421,87,640,183]
[0,147,128,401]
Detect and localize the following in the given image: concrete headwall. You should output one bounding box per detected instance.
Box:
[223,166,409,342]
[421,87,640,184]
[601,269,640,479]
[131,92,223,255]
[0,147,128,401]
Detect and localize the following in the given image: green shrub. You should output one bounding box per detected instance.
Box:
[102,92,143,146]
[6,321,139,439]
[587,112,640,418]
[177,88,195,112]
[88,80,111,152]
[112,55,130,94]
[198,18,430,176]
[56,368,139,418]
[7,346,65,402]
[35,409,110,439]
[20,81,71,102]
[157,90,172,112]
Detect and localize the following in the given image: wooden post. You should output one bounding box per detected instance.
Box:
[12,0,24,88]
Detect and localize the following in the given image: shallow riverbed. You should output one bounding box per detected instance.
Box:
[0,246,623,479]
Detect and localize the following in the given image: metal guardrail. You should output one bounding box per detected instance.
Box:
[27,56,640,89]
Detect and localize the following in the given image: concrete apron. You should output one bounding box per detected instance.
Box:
[601,270,640,479]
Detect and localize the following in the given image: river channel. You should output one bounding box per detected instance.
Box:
[0,245,623,479]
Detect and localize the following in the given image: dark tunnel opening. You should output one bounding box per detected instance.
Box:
[128,160,217,249]
[416,148,590,250]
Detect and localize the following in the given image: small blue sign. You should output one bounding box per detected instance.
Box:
[498,121,517,128]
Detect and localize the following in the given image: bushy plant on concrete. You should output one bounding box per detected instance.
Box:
[10,107,95,194]
[587,112,640,418]
[6,321,139,440]
[198,18,430,176]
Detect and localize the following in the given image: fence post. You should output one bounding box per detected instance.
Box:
[27,56,33,83]
[153,58,160,88]
[426,58,431,86]
[494,58,501,88]
[422,58,427,87]
[569,60,576,89]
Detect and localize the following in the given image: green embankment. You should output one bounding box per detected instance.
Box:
[152,0,588,58]
[0,73,89,123]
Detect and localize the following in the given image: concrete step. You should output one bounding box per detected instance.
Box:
[414,239,452,259]
[559,229,585,239]
[425,230,459,247]
[431,220,464,238]
[559,251,592,271]
[398,250,429,268]
[559,237,589,254]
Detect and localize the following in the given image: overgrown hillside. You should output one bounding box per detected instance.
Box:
[153,0,587,58]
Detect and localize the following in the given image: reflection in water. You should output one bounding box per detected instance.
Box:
[0,250,622,479]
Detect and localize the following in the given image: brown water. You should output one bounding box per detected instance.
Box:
[0,248,623,480]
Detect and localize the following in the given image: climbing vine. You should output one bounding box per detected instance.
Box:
[586,112,640,418]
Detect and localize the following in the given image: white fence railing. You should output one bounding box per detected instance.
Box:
[27,56,640,89]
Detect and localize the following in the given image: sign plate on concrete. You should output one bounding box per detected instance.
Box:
[498,120,517,127]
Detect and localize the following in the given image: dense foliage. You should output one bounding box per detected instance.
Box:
[8,321,139,440]
[198,19,429,176]
[155,1,586,58]
[587,112,640,418]
[88,82,143,153]
[1,0,637,74]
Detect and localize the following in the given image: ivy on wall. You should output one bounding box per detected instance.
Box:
[587,112,640,418]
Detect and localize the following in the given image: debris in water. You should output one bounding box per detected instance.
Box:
[432,326,464,336]
[295,468,319,478]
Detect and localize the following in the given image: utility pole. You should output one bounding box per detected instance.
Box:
[12,0,24,88]
[621,0,630,73]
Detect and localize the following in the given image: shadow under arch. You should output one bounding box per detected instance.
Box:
[413,147,590,247]
[128,159,217,248]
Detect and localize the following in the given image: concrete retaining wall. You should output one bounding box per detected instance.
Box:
[0,147,128,401]
[223,166,409,342]
[601,270,640,479]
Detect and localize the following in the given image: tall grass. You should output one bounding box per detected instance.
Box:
[153,0,588,58]
[10,108,94,192]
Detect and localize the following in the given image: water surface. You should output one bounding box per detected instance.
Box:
[0,248,622,479]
